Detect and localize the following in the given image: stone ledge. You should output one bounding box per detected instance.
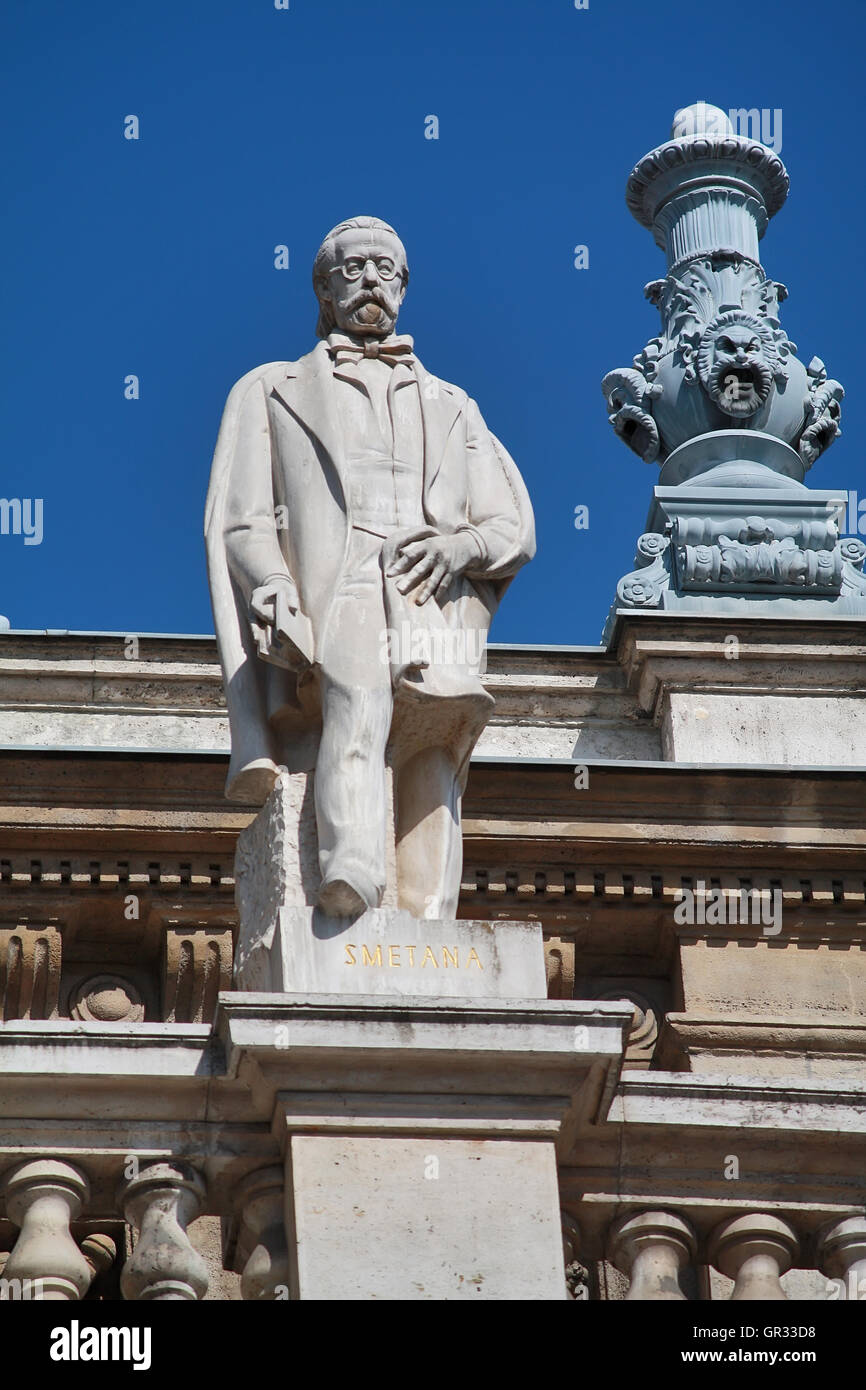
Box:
[216,992,632,1140]
[274,1091,569,1140]
[609,1070,866,1132]
[0,1020,214,1078]
[658,1013,866,1075]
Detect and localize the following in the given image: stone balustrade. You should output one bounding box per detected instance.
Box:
[2,1158,865,1301]
[601,1208,866,1301]
[0,1158,211,1302]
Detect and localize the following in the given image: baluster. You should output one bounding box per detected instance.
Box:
[709,1213,798,1300]
[2,1159,92,1300]
[120,1163,208,1301]
[562,1212,589,1300]
[609,1210,696,1300]
[819,1216,866,1300]
[237,1167,290,1300]
[81,1233,118,1291]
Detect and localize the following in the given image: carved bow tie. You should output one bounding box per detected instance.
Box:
[328,336,416,368]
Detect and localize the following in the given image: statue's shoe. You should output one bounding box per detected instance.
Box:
[317,876,371,918]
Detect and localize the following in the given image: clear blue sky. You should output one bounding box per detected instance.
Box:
[2,0,863,644]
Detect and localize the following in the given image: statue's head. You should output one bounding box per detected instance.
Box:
[313,216,409,340]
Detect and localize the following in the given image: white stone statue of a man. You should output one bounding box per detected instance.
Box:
[206,216,534,920]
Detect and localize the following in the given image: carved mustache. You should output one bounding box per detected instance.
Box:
[344,289,394,315]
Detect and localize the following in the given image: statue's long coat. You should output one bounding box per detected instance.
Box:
[205,342,535,802]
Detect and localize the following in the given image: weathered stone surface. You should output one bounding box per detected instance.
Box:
[287,1134,565,1300]
[679,938,866,1021]
[70,974,144,1024]
[616,614,866,767]
[0,632,662,763]
[234,1167,290,1301]
[120,1163,209,1301]
[608,1209,697,1300]
[2,1159,92,1301]
[189,1216,242,1302]
[659,1016,866,1079]
[234,907,547,999]
[663,690,866,764]
[234,767,399,919]
[655,928,866,1076]
[162,926,234,1024]
[220,993,632,1151]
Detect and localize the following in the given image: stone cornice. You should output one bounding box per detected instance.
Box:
[3,621,866,768]
[1,1022,862,1233]
[610,1070,866,1131]
[1,751,863,869]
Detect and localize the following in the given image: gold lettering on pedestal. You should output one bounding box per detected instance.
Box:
[341,944,485,971]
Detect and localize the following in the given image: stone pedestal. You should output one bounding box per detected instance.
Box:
[227,744,629,1298]
[606,472,866,643]
[217,993,631,1301]
[235,906,547,999]
[614,610,866,767]
[234,767,399,923]
[233,768,548,1000]
[286,1135,562,1300]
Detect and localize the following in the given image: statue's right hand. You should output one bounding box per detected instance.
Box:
[251,577,300,627]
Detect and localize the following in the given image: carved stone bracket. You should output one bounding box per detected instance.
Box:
[162,926,233,1023]
[840,538,866,598]
[673,513,844,594]
[608,493,866,629]
[615,533,672,610]
[545,936,576,999]
[0,923,61,1021]
[595,989,659,1068]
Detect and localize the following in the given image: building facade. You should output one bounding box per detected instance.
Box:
[0,617,863,1299]
[1,102,865,1303]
